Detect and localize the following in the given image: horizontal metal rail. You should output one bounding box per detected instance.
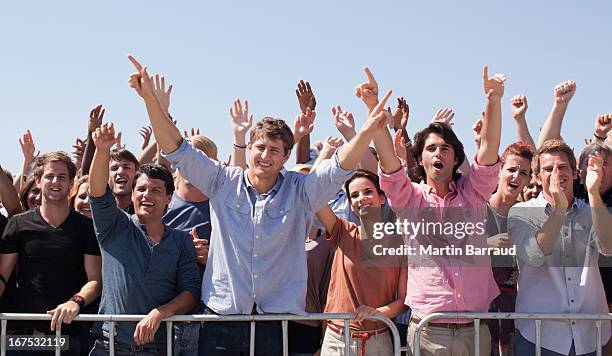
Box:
[0,312,401,356]
[412,312,612,356]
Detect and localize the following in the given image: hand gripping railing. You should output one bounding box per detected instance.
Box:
[411,312,612,356]
[1,312,401,356]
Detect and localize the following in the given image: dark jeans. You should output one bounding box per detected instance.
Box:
[513,331,596,356]
[88,338,166,356]
[198,307,283,356]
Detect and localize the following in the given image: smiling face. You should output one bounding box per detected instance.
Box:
[132,174,172,222]
[522,175,542,201]
[248,136,291,180]
[538,152,575,204]
[109,159,136,198]
[347,177,385,217]
[73,181,91,218]
[27,182,42,210]
[39,161,73,204]
[420,133,458,184]
[498,154,531,199]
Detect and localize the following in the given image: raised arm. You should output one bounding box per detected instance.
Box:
[332,105,378,172]
[229,99,253,169]
[510,95,536,150]
[478,65,504,166]
[295,80,316,164]
[537,80,576,147]
[593,114,612,144]
[128,56,183,154]
[82,104,104,175]
[0,164,22,217]
[14,129,37,192]
[138,126,158,164]
[585,154,612,254]
[89,123,119,197]
[311,136,344,172]
[337,88,393,170]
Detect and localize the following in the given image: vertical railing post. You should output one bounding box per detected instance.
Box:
[109,321,115,356]
[535,319,541,356]
[596,320,602,356]
[281,320,288,356]
[166,321,173,356]
[474,318,480,356]
[249,321,256,356]
[55,324,61,356]
[1,319,7,356]
[344,319,351,355]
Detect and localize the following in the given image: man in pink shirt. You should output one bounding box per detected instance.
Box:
[357,66,505,355]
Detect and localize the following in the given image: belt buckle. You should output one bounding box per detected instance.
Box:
[131,344,144,352]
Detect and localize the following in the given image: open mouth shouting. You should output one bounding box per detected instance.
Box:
[432,161,444,170]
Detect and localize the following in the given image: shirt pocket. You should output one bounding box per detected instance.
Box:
[263,196,295,239]
[222,193,251,234]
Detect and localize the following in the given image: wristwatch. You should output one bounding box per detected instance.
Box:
[70,295,86,309]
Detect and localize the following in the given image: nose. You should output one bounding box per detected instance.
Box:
[260,148,270,160]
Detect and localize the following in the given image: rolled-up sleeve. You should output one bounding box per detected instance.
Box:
[299,153,353,213]
[163,139,238,199]
[508,207,546,267]
[463,155,502,204]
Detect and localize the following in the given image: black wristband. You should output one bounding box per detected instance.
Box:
[233,143,247,149]
[594,132,606,140]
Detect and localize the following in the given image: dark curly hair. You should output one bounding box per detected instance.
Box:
[411,122,465,182]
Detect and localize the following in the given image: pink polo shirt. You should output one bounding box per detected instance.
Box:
[378,157,501,322]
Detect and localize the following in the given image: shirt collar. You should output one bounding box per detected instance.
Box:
[244,169,285,196]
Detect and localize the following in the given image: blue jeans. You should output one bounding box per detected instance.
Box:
[174,322,199,356]
[197,306,283,356]
[513,331,596,356]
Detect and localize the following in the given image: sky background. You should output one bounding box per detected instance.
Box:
[1,0,611,173]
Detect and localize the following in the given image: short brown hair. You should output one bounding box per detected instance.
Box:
[502,142,534,174]
[188,135,218,161]
[110,148,140,169]
[40,151,77,181]
[249,117,294,155]
[533,139,576,176]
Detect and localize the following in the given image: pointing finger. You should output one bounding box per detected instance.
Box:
[128,55,143,71]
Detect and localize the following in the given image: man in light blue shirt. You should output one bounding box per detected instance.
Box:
[127,55,393,354]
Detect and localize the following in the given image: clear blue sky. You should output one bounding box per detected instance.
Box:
[1,0,610,173]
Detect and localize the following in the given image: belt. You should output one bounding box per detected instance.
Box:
[410,316,474,330]
[99,337,163,353]
[326,321,388,356]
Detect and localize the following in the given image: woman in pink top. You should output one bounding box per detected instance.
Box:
[316,169,408,356]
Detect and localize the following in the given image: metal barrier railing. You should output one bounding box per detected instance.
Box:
[0,312,401,356]
[411,312,612,356]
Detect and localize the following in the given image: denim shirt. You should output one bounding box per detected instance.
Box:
[89,188,201,345]
[163,139,353,315]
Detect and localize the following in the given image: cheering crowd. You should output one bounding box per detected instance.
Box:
[0,55,612,356]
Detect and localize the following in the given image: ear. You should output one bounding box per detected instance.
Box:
[165,194,172,206]
[282,149,292,164]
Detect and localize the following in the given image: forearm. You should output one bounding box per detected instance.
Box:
[535,209,565,255]
[74,280,102,306]
[139,141,158,165]
[295,134,311,164]
[477,97,502,166]
[89,148,111,197]
[513,116,536,150]
[537,102,568,147]
[588,190,612,253]
[0,166,22,216]
[372,130,401,174]
[311,148,335,172]
[230,133,247,169]
[337,129,377,170]
[143,96,183,154]
[155,291,197,318]
[376,299,409,319]
[357,149,378,173]
[81,132,96,175]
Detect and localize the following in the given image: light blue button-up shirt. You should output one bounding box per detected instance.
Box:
[163,140,353,315]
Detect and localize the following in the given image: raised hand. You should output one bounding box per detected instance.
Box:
[88,104,105,133]
[594,114,612,140]
[19,129,36,161]
[585,154,604,194]
[230,99,254,136]
[191,228,209,265]
[360,89,393,134]
[393,129,409,161]
[153,73,173,114]
[483,65,506,99]
[139,126,152,150]
[92,123,119,151]
[549,164,568,208]
[332,105,356,139]
[431,108,455,126]
[554,80,577,104]
[472,117,483,147]
[391,97,409,130]
[296,80,316,113]
[72,137,86,162]
[127,55,156,100]
[355,67,379,111]
[322,136,344,153]
[293,107,316,143]
[511,95,528,119]
[114,131,125,150]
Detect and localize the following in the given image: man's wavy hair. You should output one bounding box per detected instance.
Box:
[411,122,465,182]
[249,117,294,155]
